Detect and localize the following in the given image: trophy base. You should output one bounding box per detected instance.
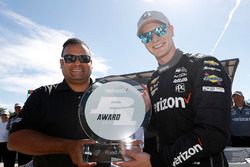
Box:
[83,143,133,163]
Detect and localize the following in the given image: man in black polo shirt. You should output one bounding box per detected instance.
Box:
[8,38,97,167]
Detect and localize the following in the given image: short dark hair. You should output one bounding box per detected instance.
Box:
[61,38,90,57]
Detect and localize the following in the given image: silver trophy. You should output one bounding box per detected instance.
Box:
[78,79,145,163]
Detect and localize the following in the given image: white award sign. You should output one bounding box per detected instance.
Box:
[78,80,145,163]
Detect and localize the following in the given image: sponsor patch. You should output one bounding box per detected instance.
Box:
[175,67,187,73]
[150,76,159,96]
[204,60,219,66]
[154,97,186,112]
[203,74,222,84]
[203,66,221,72]
[172,144,203,166]
[174,73,187,78]
[175,83,185,93]
[150,76,159,85]
[173,77,188,83]
[150,87,158,96]
[202,86,225,93]
[232,117,250,121]
[154,93,191,112]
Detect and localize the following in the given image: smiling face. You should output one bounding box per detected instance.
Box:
[140,21,176,65]
[60,43,92,92]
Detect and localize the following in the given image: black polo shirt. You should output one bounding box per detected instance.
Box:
[10,79,90,167]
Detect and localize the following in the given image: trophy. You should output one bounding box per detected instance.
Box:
[78,78,145,163]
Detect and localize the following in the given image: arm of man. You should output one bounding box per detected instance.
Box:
[8,129,96,167]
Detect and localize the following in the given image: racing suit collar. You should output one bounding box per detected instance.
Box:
[157,49,183,74]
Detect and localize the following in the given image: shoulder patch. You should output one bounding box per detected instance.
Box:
[185,53,207,59]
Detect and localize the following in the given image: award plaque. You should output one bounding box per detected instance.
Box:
[78,79,145,163]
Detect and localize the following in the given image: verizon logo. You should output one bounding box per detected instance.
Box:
[172,144,203,166]
[154,93,191,112]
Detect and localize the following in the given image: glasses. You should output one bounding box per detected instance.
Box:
[62,54,91,63]
[138,24,167,44]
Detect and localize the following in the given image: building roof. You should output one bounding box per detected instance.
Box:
[96,58,239,88]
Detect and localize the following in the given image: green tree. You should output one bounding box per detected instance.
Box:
[0,107,7,113]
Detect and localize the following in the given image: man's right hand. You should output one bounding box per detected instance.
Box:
[114,150,152,167]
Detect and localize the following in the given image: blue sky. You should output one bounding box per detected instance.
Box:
[0,0,249,112]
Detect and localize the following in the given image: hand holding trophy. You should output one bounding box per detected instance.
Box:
[78,78,146,165]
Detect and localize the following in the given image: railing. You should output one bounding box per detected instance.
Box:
[225,147,250,166]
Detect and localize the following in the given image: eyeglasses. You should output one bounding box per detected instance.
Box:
[62,54,91,63]
[138,24,167,44]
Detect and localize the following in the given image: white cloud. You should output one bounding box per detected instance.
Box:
[0,4,110,96]
[210,0,241,55]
